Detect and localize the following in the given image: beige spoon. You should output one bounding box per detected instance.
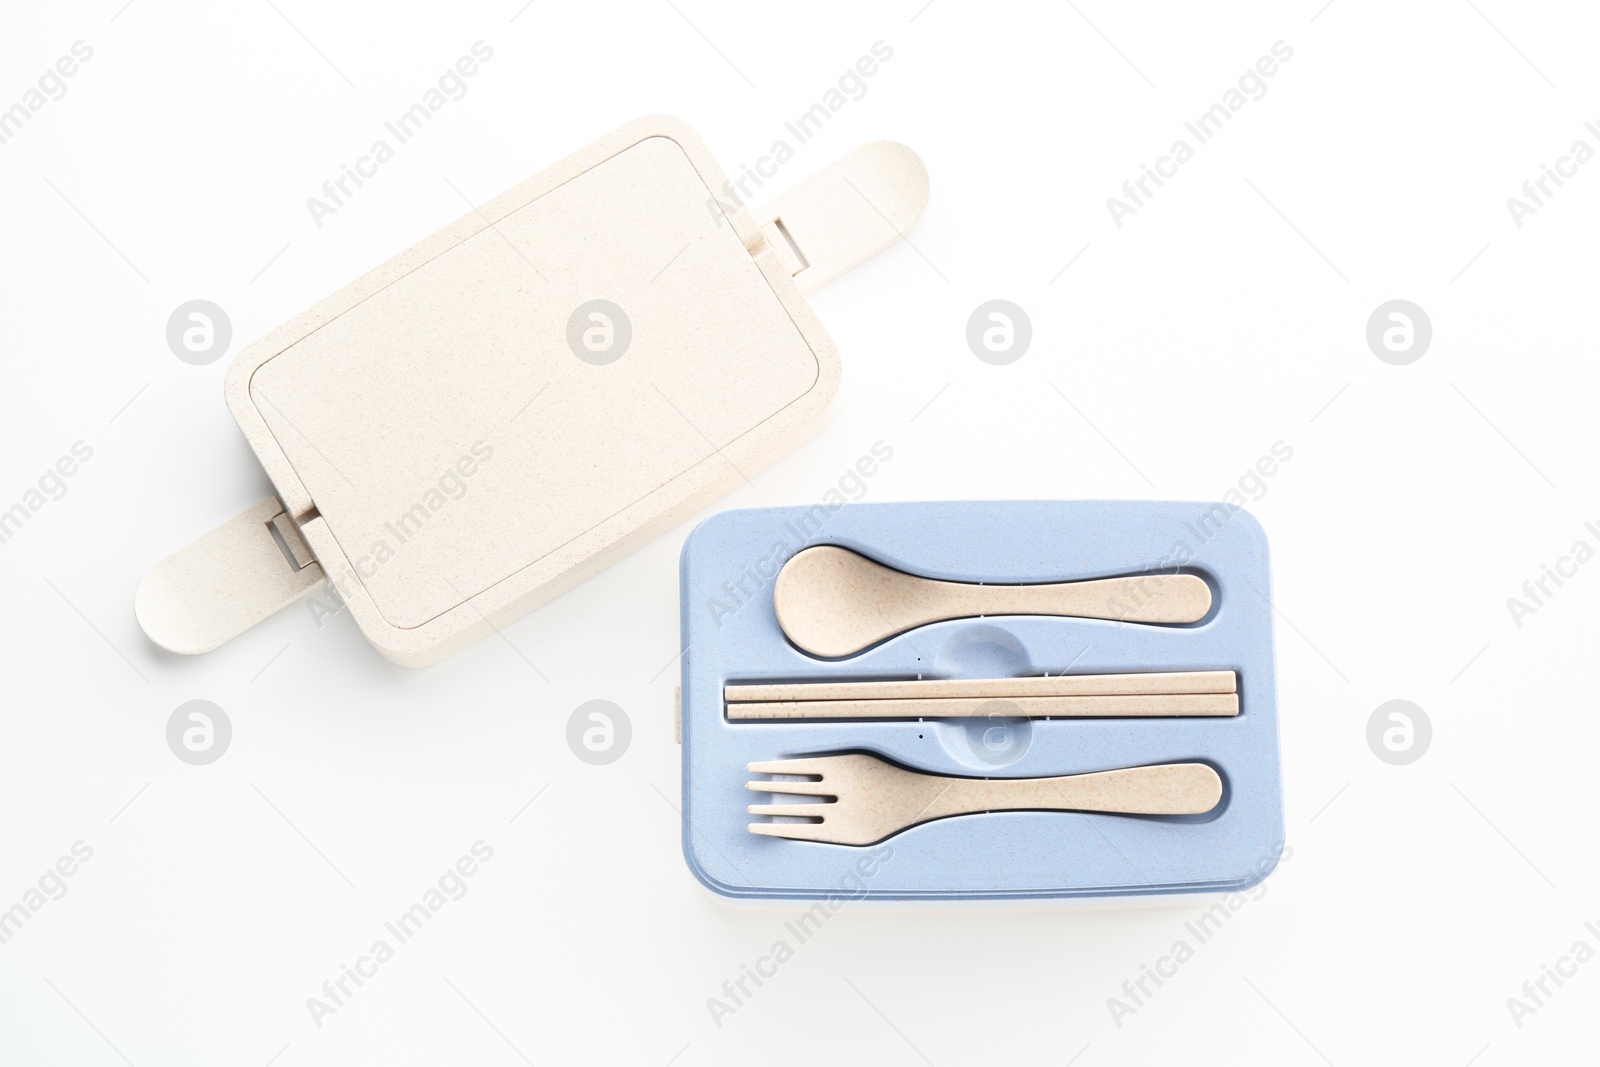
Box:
[773,546,1212,658]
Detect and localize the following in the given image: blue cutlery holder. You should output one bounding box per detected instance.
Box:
[677,500,1285,901]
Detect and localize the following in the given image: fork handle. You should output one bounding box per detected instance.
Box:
[925,763,1222,817]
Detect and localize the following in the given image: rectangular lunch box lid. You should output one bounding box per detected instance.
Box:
[135,116,929,666]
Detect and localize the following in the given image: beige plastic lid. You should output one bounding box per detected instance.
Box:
[135,115,929,667]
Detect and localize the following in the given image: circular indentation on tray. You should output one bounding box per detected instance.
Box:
[930,699,1033,770]
[932,623,1032,677]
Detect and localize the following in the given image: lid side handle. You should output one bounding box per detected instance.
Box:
[135,497,325,655]
[754,141,930,294]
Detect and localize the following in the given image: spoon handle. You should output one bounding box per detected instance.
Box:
[936,572,1211,625]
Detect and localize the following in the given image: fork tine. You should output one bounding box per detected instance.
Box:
[745,778,834,796]
[747,821,836,842]
[747,757,832,776]
[747,802,832,817]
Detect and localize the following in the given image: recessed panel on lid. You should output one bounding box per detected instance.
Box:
[247,136,821,629]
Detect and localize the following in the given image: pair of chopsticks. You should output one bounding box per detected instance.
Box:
[724,670,1239,721]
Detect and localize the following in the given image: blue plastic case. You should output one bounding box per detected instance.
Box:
[677,501,1285,901]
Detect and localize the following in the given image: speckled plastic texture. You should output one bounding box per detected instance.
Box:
[677,500,1285,901]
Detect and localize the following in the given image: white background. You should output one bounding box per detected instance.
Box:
[3,1,1597,1063]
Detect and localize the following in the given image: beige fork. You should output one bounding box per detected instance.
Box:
[747,753,1223,846]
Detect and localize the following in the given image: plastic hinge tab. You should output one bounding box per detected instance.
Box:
[135,497,325,655]
[754,142,929,294]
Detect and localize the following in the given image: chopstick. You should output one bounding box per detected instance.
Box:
[727,692,1239,720]
[724,669,1236,704]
